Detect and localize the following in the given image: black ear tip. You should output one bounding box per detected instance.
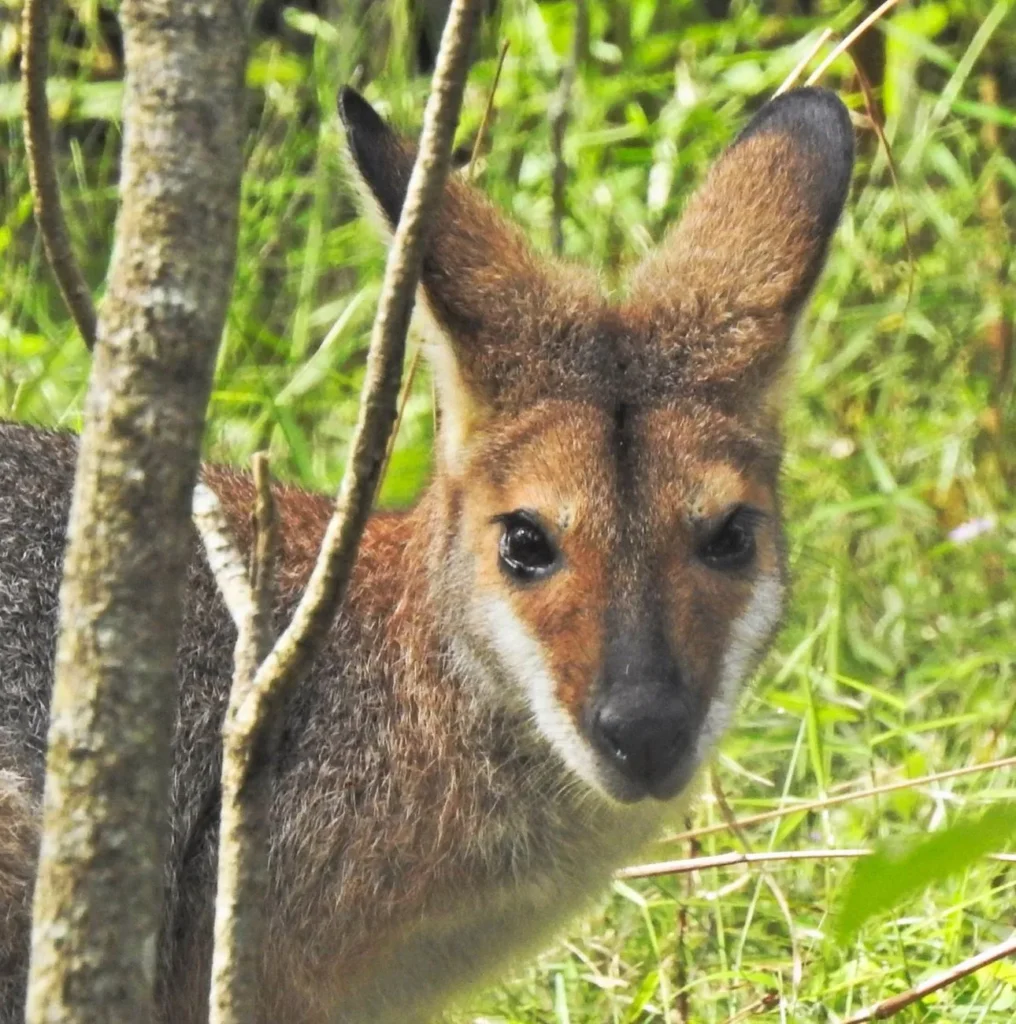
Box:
[338,87,410,228]
[736,86,854,229]
[337,86,387,139]
[739,86,854,166]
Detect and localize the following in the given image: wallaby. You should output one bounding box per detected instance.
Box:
[0,86,853,1023]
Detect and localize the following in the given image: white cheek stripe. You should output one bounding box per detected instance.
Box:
[695,573,785,765]
[475,595,605,791]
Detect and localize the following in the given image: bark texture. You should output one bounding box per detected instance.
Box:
[25,3,248,1022]
[208,3,483,1020]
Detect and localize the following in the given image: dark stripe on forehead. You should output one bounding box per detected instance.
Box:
[611,399,637,498]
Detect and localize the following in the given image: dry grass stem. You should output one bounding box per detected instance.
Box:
[718,991,780,1024]
[618,848,876,880]
[848,49,915,307]
[621,849,1016,880]
[774,28,834,96]
[805,0,905,88]
[468,39,510,179]
[549,0,586,255]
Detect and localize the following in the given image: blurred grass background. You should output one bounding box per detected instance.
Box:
[2,0,1015,1020]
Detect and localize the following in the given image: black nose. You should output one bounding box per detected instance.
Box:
[593,696,688,790]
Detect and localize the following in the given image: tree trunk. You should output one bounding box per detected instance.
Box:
[25,2,248,1022]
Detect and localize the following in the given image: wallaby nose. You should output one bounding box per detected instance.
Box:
[593,698,687,790]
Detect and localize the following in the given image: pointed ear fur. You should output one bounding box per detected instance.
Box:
[339,87,599,468]
[628,88,853,394]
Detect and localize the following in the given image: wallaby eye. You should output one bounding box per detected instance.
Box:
[495,511,559,582]
[698,506,759,571]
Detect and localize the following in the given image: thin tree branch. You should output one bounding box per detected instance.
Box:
[25,1,248,1020]
[667,755,1016,845]
[207,3,484,1020]
[841,932,1016,1023]
[21,0,99,349]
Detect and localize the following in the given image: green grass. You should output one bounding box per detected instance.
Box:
[3,0,1015,1020]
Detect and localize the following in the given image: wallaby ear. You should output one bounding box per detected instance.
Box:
[339,88,597,467]
[628,88,853,399]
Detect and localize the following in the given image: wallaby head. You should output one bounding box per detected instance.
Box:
[339,87,853,806]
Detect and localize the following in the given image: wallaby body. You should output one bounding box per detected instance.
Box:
[0,427,659,1023]
[0,87,853,1023]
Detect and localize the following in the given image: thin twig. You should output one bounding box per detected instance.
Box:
[711,767,753,851]
[21,0,98,349]
[667,755,1016,845]
[848,48,915,308]
[379,34,510,494]
[620,848,1016,881]
[774,27,834,97]
[549,0,586,255]
[207,3,484,1021]
[468,39,510,180]
[805,0,904,88]
[204,457,277,1024]
[841,932,1016,1023]
[618,848,875,880]
[379,344,423,490]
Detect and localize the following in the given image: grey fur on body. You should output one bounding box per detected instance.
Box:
[0,422,661,1024]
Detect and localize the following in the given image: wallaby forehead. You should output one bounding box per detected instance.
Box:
[473,398,780,524]
[483,303,785,414]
